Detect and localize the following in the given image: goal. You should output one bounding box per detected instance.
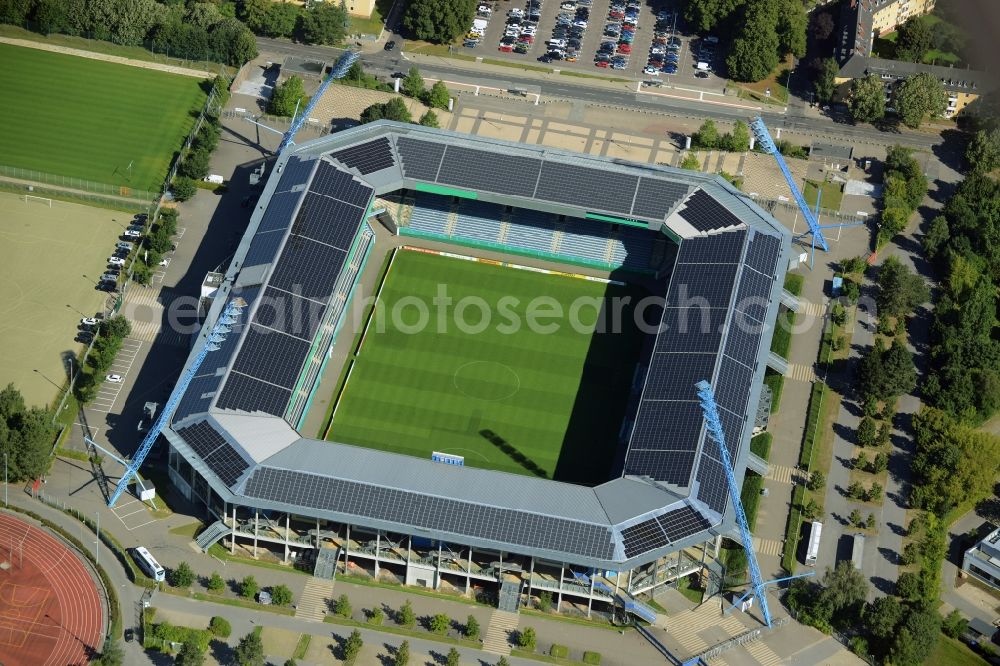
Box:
[23,194,52,207]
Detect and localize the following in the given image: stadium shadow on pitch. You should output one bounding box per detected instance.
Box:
[553,269,665,485]
[479,429,549,478]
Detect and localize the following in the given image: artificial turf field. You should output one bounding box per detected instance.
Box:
[328,250,650,485]
[0,44,208,192]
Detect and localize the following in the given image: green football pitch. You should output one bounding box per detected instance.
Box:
[0,44,208,192]
[328,251,649,485]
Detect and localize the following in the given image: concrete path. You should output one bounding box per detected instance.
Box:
[0,37,213,78]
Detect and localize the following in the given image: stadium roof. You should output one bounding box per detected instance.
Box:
[164,122,791,569]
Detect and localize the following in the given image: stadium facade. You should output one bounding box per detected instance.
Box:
[163,121,793,612]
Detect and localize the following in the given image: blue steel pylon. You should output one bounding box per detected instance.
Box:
[748,117,865,269]
[107,297,248,506]
[695,381,814,627]
[277,50,360,154]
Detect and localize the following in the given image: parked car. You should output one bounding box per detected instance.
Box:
[108,257,126,267]
[106,374,123,383]
[115,241,133,252]
[384,40,396,51]
[81,317,99,327]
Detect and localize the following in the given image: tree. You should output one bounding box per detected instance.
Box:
[877,256,929,319]
[849,74,886,123]
[872,451,889,474]
[0,384,55,483]
[866,513,876,529]
[900,542,921,566]
[537,590,553,612]
[296,2,346,45]
[864,595,903,639]
[849,508,863,526]
[175,639,205,666]
[264,2,299,38]
[867,482,883,502]
[429,613,450,634]
[343,629,363,661]
[517,626,537,651]
[268,75,307,117]
[234,629,265,666]
[239,575,258,600]
[170,561,194,588]
[848,481,865,500]
[807,470,825,492]
[446,648,461,666]
[681,152,701,171]
[398,599,415,627]
[418,110,440,128]
[692,119,719,150]
[814,57,839,105]
[943,609,968,638]
[172,175,197,201]
[97,638,125,666]
[856,416,878,447]
[726,1,781,83]
[209,616,231,638]
[465,614,480,640]
[724,120,751,152]
[896,16,933,62]
[497,658,511,666]
[966,128,1000,173]
[207,571,224,593]
[402,67,425,99]
[891,607,942,666]
[395,639,410,666]
[895,72,947,128]
[896,571,921,600]
[683,0,743,33]
[854,452,869,471]
[819,561,868,616]
[426,80,450,109]
[271,584,292,607]
[403,0,477,43]
[237,0,271,33]
[881,340,917,398]
[802,498,820,521]
[812,11,835,42]
[209,18,258,67]
[334,593,352,618]
[382,97,412,123]
[776,0,807,58]
[923,215,949,260]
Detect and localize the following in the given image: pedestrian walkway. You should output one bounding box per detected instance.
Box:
[798,300,827,318]
[786,362,818,383]
[122,286,187,345]
[296,578,332,622]
[751,537,783,558]
[0,37,212,78]
[483,610,519,655]
[742,639,784,666]
[667,601,746,655]
[767,463,802,486]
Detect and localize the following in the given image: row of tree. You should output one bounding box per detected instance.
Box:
[238,0,349,45]
[0,0,258,66]
[691,119,750,152]
[921,173,1000,422]
[877,146,928,243]
[849,71,947,129]
[402,0,477,44]
[74,316,133,403]
[0,384,56,483]
[683,0,806,82]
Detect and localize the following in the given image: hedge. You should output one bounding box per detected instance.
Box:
[550,644,569,658]
[799,382,827,469]
[750,433,772,461]
[583,651,602,664]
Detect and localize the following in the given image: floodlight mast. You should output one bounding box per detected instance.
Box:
[107,298,248,507]
[277,50,360,154]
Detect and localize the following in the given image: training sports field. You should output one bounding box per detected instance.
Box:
[0,43,207,192]
[328,250,648,484]
[0,192,127,407]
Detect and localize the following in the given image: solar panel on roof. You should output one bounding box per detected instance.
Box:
[173,373,222,423]
[268,235,348,302]
[715,358,754,418]
[744,231,781,276]
[311,161,372,207]
[666,263,739,308]
[733,266,774,323]
[216,372,292,415]
[657,505,712,542]
[252,287,322,341]
[722,317,764,370]
[642,353,717,401]
[176,420,227,460]
[632,177,690,219]
[621,517,669,558]
[256,190,304,234]
[654,307,727,354]
[243,229,286,268]
[204,442,250,486]
[679,191,744,232]
[330,137,396,174]
[535,162,638,214]
[716,406,745,461]
[436,146,541,197]
[396,136,446,180]
[628,399,704,452]
[623,448,697,485]
[695,454,729,514]
[676,230,747,264]
[231,324,311,389]
[276,156,317,192]
[293,193,365,250]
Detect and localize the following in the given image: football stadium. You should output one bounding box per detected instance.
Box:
[163,121,792,617]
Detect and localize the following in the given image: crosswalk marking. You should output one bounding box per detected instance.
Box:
[786,363,817,382]
[669,602,746,654]
[752,537,783,557]
[799,301,826,318]
[767,463,802,485]
[744,639,784,666]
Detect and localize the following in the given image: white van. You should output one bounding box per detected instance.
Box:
[696,61,710,72]
[203,174,224,184]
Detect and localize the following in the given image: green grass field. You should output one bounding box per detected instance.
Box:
[0,192,134,407]
[328,251,648,484]
[0,44,208,192]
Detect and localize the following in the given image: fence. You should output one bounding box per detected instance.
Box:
[0,165,157,202]
[222,109,330,138]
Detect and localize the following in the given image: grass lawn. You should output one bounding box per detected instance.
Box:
[803,180,845,213]
[929,635,989,666]
[873,14,964,66]
[348,0,390,37]
[732,54,792,105]
[0,43,207,192]
[328,250,647,484]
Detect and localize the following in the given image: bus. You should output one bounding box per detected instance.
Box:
[805,521,823,566]
[851,534,865,570]
[132,546,165,582]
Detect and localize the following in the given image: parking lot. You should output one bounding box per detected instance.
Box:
[462,0,728,88]
[87,338,143,413]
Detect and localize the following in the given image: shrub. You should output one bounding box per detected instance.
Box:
[343,629,363,661]
[207,572,224,593]
[334,593,352,618]
[849,636,869,657]
[465,614,480,640]
[398,600,415,627]
[179,147,211,180]
[429,613,450,634]
[517,627,537,651]
[446,647,461,666]
[943,609,968,638]
[209,616,231,638]
[395,639,410,666]
[172,176,197,201]
[270,584,293,607]
[368,607,384,625]
[583,652,602,665]
[170,561,195,588]
[537,590,553,612]
[239,575,258,600]
[807,471,825,491]
[550,644,569,658]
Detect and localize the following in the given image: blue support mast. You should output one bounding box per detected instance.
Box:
[277,50,360,154]
[107,298,248,506]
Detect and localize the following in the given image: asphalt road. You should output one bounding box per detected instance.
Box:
[255,36,944,150]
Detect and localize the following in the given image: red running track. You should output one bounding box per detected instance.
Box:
[0,513,104,666]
